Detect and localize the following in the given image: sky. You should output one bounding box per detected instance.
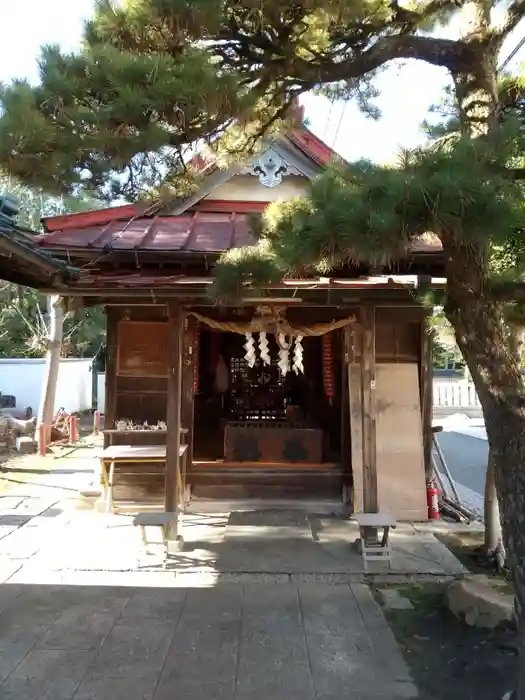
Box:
[1,0,524,165]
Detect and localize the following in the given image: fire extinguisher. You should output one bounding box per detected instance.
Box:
[427,481,440,520]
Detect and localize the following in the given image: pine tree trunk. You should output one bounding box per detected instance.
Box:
[37,295,64,434]
[448,22,524,693]
[484,450,506,569]
[445,248,525,699]
[484,452,500,553]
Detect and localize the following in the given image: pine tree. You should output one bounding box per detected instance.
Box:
[3,1,525,695]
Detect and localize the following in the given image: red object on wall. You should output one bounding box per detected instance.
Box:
[427,484,440,520]
[38,424,47,457]
[322,333,335,399]
[69,415,79,443]
[193,326,201,393]
[93,410,101,435]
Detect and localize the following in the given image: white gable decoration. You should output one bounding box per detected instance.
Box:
[241,147,303,188]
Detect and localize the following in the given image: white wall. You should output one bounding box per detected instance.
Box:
[0,358,93,414]
[206,174,308,202]
[97,372,105,413]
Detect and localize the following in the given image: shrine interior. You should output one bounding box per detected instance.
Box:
[193,329,344,466]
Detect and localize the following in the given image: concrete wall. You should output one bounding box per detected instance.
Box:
[0,358,93,414]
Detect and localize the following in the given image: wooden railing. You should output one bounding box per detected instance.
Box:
[432,379,480,409]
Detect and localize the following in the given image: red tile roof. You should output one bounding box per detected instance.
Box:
[39,209,442,257]
[39,212,256,253]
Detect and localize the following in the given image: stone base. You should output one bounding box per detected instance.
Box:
[447,574,514,629]
[15,436,37,454]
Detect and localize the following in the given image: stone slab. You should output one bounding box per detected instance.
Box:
[379,588,415,611]
[73,675,157,700]
[90,622,175,680]
[37,599,129,650]
[0,648,94,700]
[235,585,316,700]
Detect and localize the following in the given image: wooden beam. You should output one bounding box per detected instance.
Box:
[165,301,184,526]
[360,304,378,513]
[103,308,118,449]
[420,314,434,481]
[181,314,197,481]
[341,327,352,502]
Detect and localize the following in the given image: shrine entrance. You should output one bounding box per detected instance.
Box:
[189,311,348,501]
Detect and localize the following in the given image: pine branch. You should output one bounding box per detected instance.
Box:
[388,0,466,33]
[492,0,525,42]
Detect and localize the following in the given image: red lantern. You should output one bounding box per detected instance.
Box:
[193,326,200,393]
[322,333,335,399]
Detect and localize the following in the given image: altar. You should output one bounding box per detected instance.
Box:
[224,421,323,464]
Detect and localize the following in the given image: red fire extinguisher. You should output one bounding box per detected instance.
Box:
[427,481,440,520]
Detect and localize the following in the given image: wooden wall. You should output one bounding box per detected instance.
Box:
[351,308,422,363]
[103,303,431,512]
[105,307,169,444]
[344,306,430,520]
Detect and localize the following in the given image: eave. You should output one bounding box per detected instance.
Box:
[0,223,79,288]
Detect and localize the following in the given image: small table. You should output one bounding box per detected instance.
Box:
[353,512,397,571]
[99,444,189,514]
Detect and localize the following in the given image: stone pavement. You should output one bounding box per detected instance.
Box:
[0,444,470,699]
[0,580,418,700]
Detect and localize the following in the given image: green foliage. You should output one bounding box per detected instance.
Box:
[211,240,286,300]
[1,0,509,200]
[0,286,105,358]
[429,307,465,370]
[212,119,525,294]
[0,173,105,357]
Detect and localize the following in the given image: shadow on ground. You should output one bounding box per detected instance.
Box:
[382,584,518,700]
[0,579,417,700]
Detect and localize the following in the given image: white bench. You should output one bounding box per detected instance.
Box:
[353,512,397,571]
[132,511,184,565]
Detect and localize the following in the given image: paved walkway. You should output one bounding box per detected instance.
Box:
[0,443,471,699]
[0,579,417,700]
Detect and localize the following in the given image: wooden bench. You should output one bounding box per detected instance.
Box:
[353,512,397,571]
[99,444,189,513]
[132,511,184,563]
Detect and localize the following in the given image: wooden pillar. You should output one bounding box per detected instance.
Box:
[103,308,118,449]
[181,315,197,475]
[420,314,434,481]
[360,304,378,513]
[165,301,184,523]
[341,327,352,502]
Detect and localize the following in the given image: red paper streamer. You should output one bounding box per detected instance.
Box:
[193,326,200,393]
[322,333,335,399]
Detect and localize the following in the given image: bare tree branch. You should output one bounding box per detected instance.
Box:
[492,0,525,41]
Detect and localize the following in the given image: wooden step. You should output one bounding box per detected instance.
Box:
[189,465,344,500]
[192,461,339,470]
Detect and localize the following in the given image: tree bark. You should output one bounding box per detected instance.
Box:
[37,295,64,437]
[484,450,505,568]
[447,22,525,695]
[445,244,525,699]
